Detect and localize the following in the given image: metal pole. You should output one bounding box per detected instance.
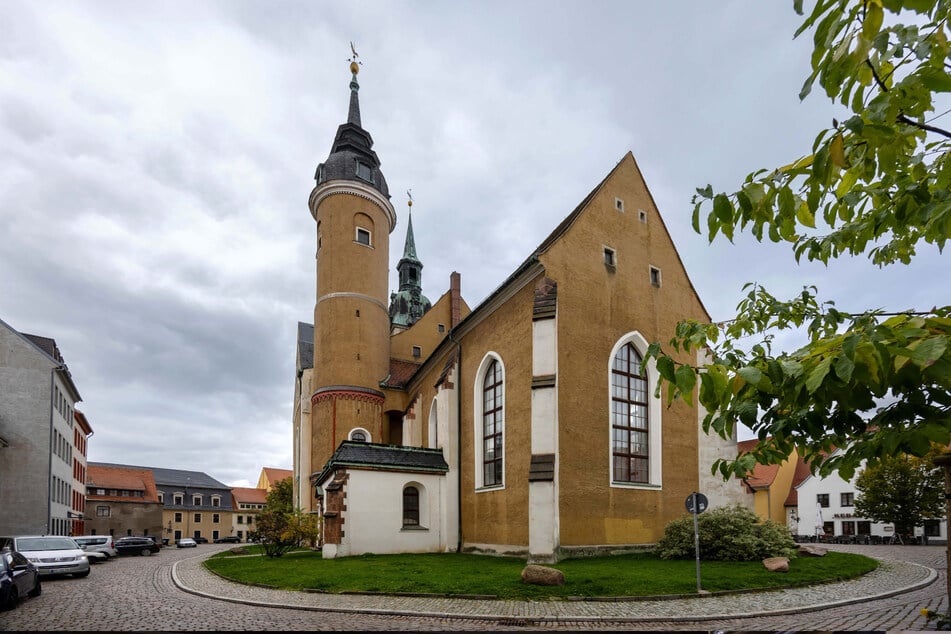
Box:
[692,492,701,593]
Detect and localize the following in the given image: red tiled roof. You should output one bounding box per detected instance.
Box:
[736,438,780,489]
[381,358,421,389]
[86,465,160,503]
[230,487,268,504]
[263,468,292,484]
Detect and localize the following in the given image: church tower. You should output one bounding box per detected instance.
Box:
[307,53,396,469]
[388,196,432,333]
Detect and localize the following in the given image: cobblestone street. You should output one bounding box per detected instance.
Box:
[0,543,945,631]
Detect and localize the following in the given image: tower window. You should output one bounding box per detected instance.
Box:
[649,266,661,287]
[412,346,421,358]
[438,324,445,334]
[604,247,616,268]
[639,209,648,223]
[615,198,624,212]
[355,161,374,183]
[355,227,371,246]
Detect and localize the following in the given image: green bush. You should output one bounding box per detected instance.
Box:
[656,504,797,561]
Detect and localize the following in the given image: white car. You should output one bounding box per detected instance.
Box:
[176,538,197,548]
[0,536,90,578]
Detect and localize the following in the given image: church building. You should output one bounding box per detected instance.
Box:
[291,57,743,562]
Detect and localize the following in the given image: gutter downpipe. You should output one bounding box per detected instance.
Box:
[448,328,462,553]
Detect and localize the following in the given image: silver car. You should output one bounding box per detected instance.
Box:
[73,536,118,561]
[0,536,90,578]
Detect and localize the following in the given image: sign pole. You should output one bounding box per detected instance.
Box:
[692,492,701,593]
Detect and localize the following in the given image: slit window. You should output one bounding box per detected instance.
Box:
[604,247,616,267]
[649,266,661,287]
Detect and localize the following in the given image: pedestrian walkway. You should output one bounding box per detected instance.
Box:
[170,545,938,625]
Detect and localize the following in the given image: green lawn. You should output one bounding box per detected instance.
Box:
[203,550,878,600]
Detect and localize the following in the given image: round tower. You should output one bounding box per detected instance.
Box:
[308,56,396,468]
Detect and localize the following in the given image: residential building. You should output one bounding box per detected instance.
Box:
[84,464,163,539]
[293,60,745,561]
[793,449,947,544]
[230,487,267,542]
[90,463,234,544]
[736,439,798,524]
[0,317,83,536]
[257,467,292,493]
[71,409,94,535]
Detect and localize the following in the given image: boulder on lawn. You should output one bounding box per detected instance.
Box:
[521,564,565,586]
[229,547,249,555]
[798,544,827,557]
[763,556,790,572]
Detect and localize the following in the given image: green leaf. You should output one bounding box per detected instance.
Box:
[796,201,816,228]
[805,357,832,393]
[909,336,948,369]
[737,366,763,386]
[656,356,676,384]
[834,354,855,382]
[675,364,697,402]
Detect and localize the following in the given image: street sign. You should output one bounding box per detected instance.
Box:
[685,492,709,515]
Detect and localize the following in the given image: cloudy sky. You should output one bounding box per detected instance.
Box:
[1,1,944,488]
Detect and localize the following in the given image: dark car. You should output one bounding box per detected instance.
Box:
[1,550,41,610]
[213,536,240,544]
[114,537,160,556]
[193,537,208,544]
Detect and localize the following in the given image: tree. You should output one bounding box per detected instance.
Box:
[646,0,951,481]
[854,448,945,538]
[255,478,297,558]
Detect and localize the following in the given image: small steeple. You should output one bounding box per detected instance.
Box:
[389,191,432,331]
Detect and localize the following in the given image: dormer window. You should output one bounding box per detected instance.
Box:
[355,161,374,183]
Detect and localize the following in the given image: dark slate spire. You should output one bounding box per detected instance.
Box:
[313,50,389,198]
[389,193,431,330]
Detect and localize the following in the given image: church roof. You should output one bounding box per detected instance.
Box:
[314,441,448,486]
[380,358,421,389]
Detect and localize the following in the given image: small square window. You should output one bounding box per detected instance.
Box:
[356,227,371,246]
[438,324,445,333]
[604,247,616,267]
[639,210,647,223]
[649,266,661,287]
[615,198,624,212]
[412,346,422,358]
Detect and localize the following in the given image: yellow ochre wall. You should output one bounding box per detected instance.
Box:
[541,153,710,546]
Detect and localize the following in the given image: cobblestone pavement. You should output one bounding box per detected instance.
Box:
[0,543,946,631]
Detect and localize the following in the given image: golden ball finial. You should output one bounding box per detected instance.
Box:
[350,60,360,75]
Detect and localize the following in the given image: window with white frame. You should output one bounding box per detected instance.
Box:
[609,332,662,487]
[349,428,370,443]
[403,485,420,527]
[475,355,504,489]
[355,227,371,246]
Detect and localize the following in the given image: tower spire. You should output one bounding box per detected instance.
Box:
[347,41,362,127]
[389,190,432,331]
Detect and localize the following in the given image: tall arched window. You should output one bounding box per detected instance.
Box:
[612,342,649,483]
[402,485,420,526]
[482,359,504,487]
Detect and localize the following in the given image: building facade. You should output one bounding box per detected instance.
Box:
[230,487,267,542]
[293,61,745,561]
[84,464,163,539]
[0,317,84,537]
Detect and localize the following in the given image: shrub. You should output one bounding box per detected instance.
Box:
[656,504,797,561]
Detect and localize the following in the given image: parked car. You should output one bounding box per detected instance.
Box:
[213,536,240,543]
[0,536,89,578]
[73,536,118,561]
[114,537,160,556]
[193,537,208,544]
[176,538,197,548]
[0,549,41,610]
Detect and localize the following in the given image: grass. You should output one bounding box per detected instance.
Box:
[202,550,879,601]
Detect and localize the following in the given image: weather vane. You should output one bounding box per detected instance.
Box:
[349,41,362,73]
[406,189,413,210]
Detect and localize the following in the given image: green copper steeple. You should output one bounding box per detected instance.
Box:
[389,193,431,331]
